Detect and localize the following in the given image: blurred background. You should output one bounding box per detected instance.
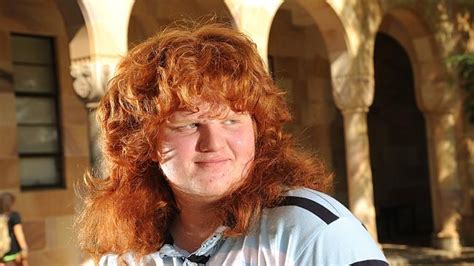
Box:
[0,0,473,264]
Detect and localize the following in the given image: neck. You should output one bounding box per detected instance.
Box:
[170,193,220,253]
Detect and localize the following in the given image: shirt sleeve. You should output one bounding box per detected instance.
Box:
[99,253,143,266]
[294,216,388,265]
[99,254,118,266]
[9,212,21,226]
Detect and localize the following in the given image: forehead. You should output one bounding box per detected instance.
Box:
[170,100,241,117]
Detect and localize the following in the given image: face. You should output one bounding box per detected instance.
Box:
[158,103,256,201]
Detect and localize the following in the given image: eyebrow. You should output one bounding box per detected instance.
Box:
[172,109,243,119]
[165,118,196,125]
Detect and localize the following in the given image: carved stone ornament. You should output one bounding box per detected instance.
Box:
[71,64,92,99]
[70,59,115,104]
[331,75,375,113]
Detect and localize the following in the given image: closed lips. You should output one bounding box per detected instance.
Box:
[194,159,229,164]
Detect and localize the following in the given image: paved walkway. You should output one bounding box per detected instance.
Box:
[384,244,474,265]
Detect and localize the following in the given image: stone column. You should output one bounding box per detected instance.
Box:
[418,75,462,253]
[425,111,462,253]
[332,74,378,240]
[73,0,135,173]
[70,61,115,172]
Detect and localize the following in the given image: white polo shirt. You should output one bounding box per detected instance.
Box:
[100,188,388,265]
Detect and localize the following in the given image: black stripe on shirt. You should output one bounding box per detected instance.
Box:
[350,259,389,266]
[277,196,339,224]
[187,254,210,264]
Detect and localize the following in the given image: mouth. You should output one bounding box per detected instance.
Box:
[194,159,229,167]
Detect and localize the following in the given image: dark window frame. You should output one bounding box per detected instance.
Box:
[11,33,65,190]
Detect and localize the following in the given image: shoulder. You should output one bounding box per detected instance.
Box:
[9,211,21,225]
[282,187,354,220]
[263,188,355,235]
[99,252,163,265]
[99,253,139,265]
[263,188,387,265]
[265,188,354,229]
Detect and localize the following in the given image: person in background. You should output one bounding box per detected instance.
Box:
[76,22,388,265]
[0,193,28,266]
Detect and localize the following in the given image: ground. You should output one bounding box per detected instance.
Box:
[385,244,474,265]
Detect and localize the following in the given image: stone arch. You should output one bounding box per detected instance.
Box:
[128,0,236,47]
[69,26,90,61]
[268,0,348,205]
[54,0,86,41]
[369,29,433,246]
[375,8,462,251]
[378,8,456,113]
[292,0,350,80]
[1,1,71,37]
[55,0,90,64]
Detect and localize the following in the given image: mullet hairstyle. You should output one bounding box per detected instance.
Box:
[75,22,332,259]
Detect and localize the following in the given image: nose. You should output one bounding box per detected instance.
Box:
[197,123,225,152]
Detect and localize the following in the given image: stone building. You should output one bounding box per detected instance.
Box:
[0,0,473,264]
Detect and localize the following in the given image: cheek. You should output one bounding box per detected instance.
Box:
[160,137,195,161]
[234,128,256,158]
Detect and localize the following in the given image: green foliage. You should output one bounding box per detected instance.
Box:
[448,54,474,123]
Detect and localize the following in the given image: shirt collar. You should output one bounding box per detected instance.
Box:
[157,226,228,260]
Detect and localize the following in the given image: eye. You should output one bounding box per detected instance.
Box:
[172,122,199,132]
[223,119,238,125]
[179,123,199,129]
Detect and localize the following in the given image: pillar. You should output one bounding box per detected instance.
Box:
[426,112,462,253]
[419,75,462,254]
[72,0,135,171]
[332,74,378,240]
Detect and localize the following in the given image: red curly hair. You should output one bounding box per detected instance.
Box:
[75,22,332,259]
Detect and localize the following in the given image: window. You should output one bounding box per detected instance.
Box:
[11,34,64,189]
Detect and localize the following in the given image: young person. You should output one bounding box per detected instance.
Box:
[76,22,387,265]
[0,193,28,266]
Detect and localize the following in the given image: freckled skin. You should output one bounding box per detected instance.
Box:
[158,103,255,201]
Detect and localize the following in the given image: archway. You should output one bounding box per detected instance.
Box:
[268,0,347,205]
[369,32,433,246]
[129,0,235,46]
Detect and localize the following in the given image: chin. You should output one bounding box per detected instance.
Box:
[200,187,230,198]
